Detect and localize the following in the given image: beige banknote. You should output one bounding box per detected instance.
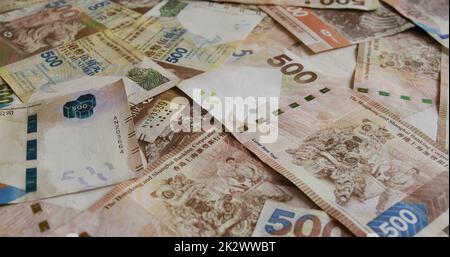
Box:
[437,50,449,150]
[0,2,106,67]
[229,15,357,88]
[74,0,143,33]
[0,79,142,204]
[0,0,142,36]
[354,29,444,142]
[22,0,142,32]
[260,3,413,53]
[179,48,449,237]
[117,0,264,77]
[47,90,317,237]
[0,78,22,109]
[0,186,111,236]
[0,30,144,102]
[113,0,161,14]
[49,131,317,237]
[26,57,181,107]
[252,200,352,237]
[193,0,380,10]
[382,0,449,48]
[0,0,51,13]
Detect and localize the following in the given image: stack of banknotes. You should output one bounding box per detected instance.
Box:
[0,0,448,237]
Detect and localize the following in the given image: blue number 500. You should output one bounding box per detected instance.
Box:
[165,48,188,64]
[41,51,63,67]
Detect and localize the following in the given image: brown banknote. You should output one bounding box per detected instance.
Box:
[0,0,51,14]
[260,2,414,53]
[189,0,380,10]
[0,0,143,36]
[113,0,161,14]
[179,48,449,237]
[0,186,112,236]
[252,200,352,237]
[47,90,317,237]
[354,28,445,143]
[437,50,449,149]
[0,3,106,66]
[382,0,449,48]
[230,15,357,88]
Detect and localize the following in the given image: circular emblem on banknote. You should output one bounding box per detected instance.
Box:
[2,31,12,38]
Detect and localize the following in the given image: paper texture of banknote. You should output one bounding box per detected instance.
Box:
[382,0,449,48]
[47,89,316,236]
[192,0,380,10]
[0,30,144,102]
[0,186,112,236]
[0,0,51,14]
[179,48,449,237]
[0,78,22,109]
[0,3,106,67]
[117,0,264,74]
[437,51,449,149]
[0,79,142,204]
[0,0,142,33]
[260,3,413,53]
[252,200,352,237]
[354,29,443,142]
[75,0,143,33]
[113,0,161,14]
[230,15,357,88]
[49,131,317,236]
[26,57,181,107]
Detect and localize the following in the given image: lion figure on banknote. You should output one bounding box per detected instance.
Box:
[286,118,410,208]
[0,8,86,54]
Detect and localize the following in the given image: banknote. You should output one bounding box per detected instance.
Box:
[437,50,449,150]
[0,30,144,102]
[0,0,51,14]
[0,79,142,204]
[354,29,443,142]
[382,0,449,48]
[48,90,317,237]
[0,186,111,236]
[117,0,264,75]
[191,0,380,10]
[0,0,142,36]
[49,131,317,237]
[179,48,449,237]
[132,88,186,144]
[113,0,161,14]
[229,15,357,88]
[0,78,21,109]
[260,3,413,53]
[0,2,106,67]
[252,200,352,237]
[74,0,143,33]
[26,57,181,107]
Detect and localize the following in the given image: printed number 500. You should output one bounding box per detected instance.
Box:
[165,48,188,64]
[378,209,418,237]
[41,51,63,67]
